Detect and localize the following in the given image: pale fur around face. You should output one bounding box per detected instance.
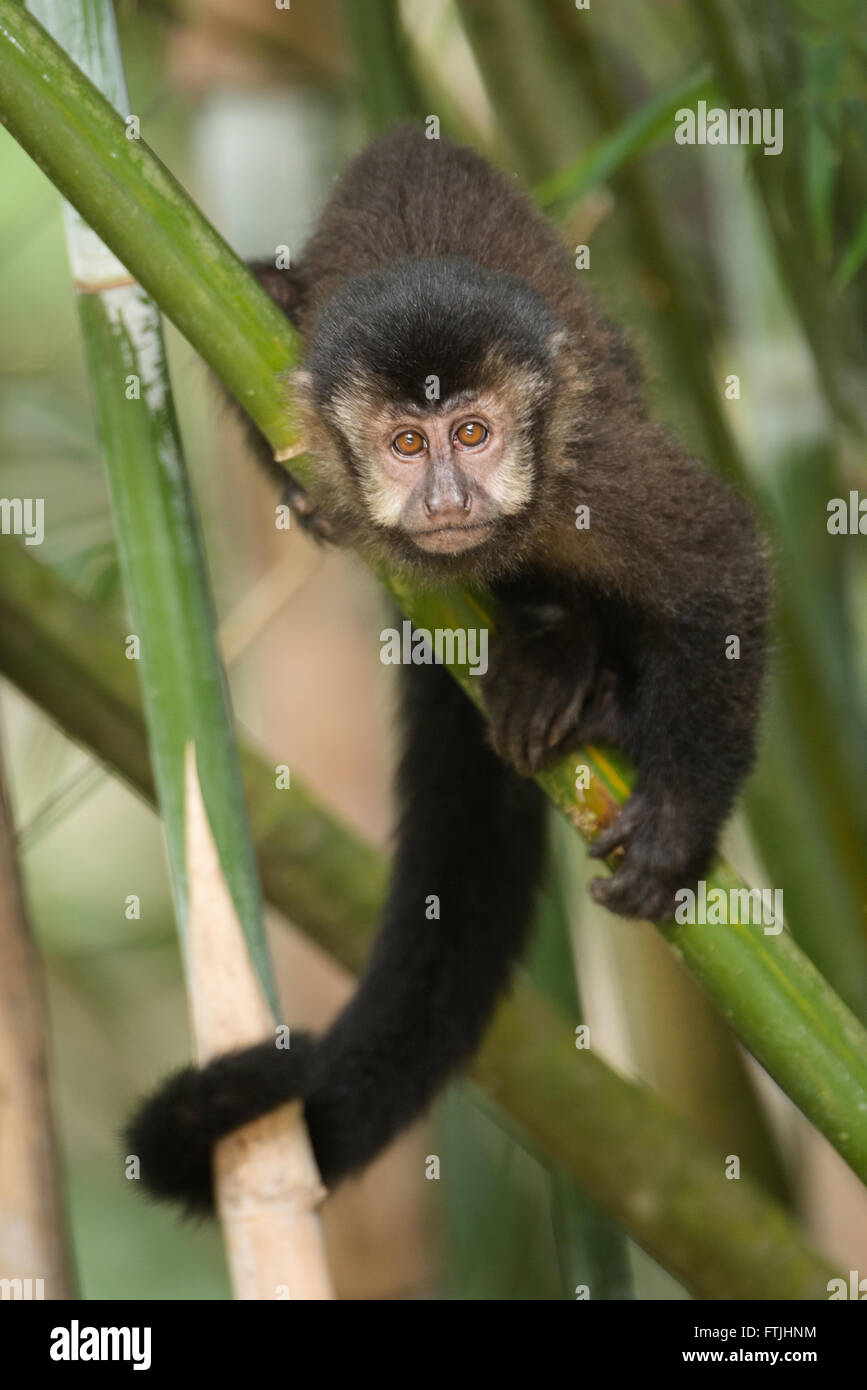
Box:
[293,339,590,553]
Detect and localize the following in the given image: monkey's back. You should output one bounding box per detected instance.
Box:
[296,128,643,415]
[298,128,577,326]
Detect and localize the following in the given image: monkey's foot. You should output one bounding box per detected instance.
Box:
[588,787,708,920]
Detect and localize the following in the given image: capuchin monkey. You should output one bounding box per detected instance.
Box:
[126,128,768,1215]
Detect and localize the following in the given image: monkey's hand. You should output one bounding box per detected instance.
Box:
[587,785,710,921]
[481,608,597,778]
[281,474,335,543]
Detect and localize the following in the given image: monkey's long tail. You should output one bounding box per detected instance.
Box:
[125,657,547,1216]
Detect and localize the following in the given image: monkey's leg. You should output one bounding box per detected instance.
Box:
[125,657,547,1215]
[589,611,763,920]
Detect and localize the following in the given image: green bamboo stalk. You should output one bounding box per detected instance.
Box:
[2,0,867,1189]
[0,548,837,1300]
[27,0,333,1300]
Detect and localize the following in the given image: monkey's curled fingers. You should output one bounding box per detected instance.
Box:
[280,476,335,542]
[588,788,709,921]
[481,638,595,779]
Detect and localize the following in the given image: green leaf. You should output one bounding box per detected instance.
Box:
[534,65,713,212]
[834,202,867,285]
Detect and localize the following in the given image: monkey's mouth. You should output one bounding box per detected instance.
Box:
[410,522,495,554]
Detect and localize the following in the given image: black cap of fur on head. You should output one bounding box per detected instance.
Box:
[304,256,562,410]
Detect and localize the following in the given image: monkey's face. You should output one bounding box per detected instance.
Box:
[330,379,540,558]
[297,259,575,576]
[381,404,510,555]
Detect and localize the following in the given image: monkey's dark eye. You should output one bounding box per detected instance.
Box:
[392,430,427,458]
[455,421,488,448]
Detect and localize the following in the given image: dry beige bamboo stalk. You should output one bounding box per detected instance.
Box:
[184,744,333,1300]
[0,742,75,1299]
[217,547,321,667]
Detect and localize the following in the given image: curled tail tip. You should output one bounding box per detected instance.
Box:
[124,1036,315,1218]
[124,1063,220,1217]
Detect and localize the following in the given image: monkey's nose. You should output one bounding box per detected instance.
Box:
[423,491,471,522]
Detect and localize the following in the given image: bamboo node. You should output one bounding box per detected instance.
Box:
[273,441,307,463]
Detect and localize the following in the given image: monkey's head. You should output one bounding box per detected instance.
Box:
[295,259,576,580]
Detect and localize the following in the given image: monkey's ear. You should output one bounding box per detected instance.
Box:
[547,327,590,403]
[547,326,570,358]
[290,367,314,407]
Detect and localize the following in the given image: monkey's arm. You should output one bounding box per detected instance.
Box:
[585,445,766,918]
[587,587,765,918]
[125,656,546,1213]
[490,432,768,920]
[481,578,612,778]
